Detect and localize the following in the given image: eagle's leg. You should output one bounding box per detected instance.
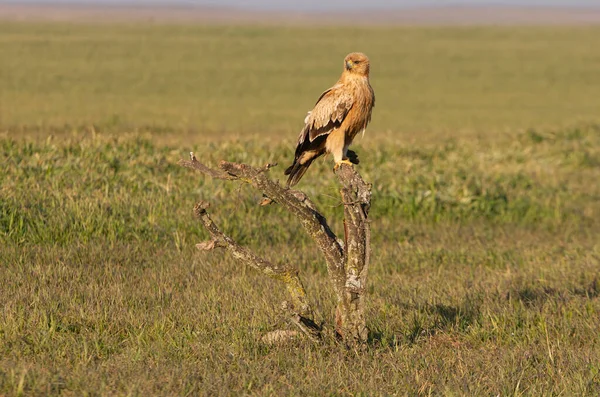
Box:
[333,147,354,171]
[331,139,354,171]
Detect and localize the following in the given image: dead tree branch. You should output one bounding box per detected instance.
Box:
[180,155,346,299]
[334,164,372,344]
[180,152,373,345]
[192,200,320,341]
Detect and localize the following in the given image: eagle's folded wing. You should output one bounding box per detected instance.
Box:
[296,84,354,147]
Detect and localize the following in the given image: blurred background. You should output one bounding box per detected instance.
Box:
[1,0,600,139]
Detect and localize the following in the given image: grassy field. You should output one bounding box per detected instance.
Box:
[2,23,600,135]
[1,22,600,395]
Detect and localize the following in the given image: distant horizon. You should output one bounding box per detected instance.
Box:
[2,0,600,12]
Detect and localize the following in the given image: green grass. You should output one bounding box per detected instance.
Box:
[1,22,600,395]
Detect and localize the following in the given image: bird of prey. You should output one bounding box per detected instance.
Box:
[284,52,375,187]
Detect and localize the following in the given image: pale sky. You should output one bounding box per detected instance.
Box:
[4,0,600,11]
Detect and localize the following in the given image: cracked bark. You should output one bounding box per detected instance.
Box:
[180,152,372,345]
[334,165,372,344]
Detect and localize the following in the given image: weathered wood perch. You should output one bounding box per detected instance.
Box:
[179,153,372,345]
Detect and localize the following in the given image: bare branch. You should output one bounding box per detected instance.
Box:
[181,157,374,345]
[192,201,317,331]
[195,239,225,251]
[178,152,237,180]
[217,160,347,295]
[261,330,300,345]
[181,156,346,295]
[282,301,321,342]
[259,196,274,206]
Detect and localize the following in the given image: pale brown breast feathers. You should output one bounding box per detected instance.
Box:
[343,77,375,141]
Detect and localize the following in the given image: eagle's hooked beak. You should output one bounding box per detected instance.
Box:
[345,60,353,70]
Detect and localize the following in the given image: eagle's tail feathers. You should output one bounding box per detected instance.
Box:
[285,159,314,187]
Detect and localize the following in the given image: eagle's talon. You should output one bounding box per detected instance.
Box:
[333,159,354,171]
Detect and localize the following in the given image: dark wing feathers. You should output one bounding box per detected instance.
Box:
[285,84,354,187]
[297,84,354,146]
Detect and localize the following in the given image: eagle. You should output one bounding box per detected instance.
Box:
[284,52,375,187]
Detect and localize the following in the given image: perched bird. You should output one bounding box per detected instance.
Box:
[284,52,375,187]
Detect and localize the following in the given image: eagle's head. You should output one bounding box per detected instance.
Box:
[344,52,370,76]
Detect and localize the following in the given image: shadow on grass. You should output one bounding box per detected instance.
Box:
[507,277,599,307]
[368,294,483,348]
[368,278,599,348]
